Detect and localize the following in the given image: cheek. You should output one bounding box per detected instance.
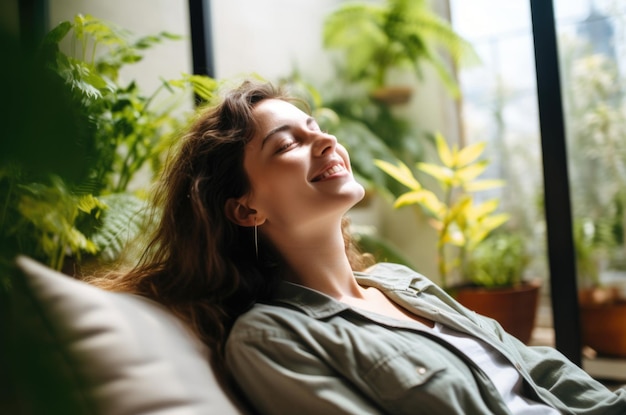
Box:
[336,144,353,169]
[248,162,302,198]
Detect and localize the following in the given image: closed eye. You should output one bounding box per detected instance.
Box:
[275,140,297,154]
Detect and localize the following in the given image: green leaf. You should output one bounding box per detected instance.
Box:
[465,179,505,192]
[471,198,500,219]
[89,193,147,263]
[73,14,87,40]
[394,189,442,216]
[42,21,72,45]
[434,132,454,167]
[323,3,388,82]
[374,159,421,190]
[454,160,488,183]
[160,32,183,41]
[465,213,510,250]
[456,141,486,167]
[480,213,510,232]
[16,178,98,270]
[448,195,472,227]
[417,162,453,185]
[171,74,219,102]
[81,15,128,47]
[76,194,106,217]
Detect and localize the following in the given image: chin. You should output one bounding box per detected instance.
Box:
[356,183,366,200]
[348,181,366,204]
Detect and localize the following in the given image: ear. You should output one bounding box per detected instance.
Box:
[224,198,257,227]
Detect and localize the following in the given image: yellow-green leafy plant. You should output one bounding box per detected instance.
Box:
[375,133,509,289]
[14,178,104,272]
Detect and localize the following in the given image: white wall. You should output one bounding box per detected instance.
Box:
[44,0,457,280]
[211,0,339,84]
[48,0,193,95]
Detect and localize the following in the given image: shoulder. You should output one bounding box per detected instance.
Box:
[364,262,427,278]
[227,302,312,342]
[356,262,436,290]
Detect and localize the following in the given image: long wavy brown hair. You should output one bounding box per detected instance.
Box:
[90,80,371,359]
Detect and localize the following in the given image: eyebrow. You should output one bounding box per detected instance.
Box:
[261,117,316,149]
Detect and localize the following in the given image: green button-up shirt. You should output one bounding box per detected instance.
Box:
[225,263,626,414]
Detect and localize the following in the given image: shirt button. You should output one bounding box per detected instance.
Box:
[515,363,522,370]
[416,367,427,375]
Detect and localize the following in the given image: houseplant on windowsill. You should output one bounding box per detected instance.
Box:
[456,231,540,344]
[563,51,626,358]
[375,133,541,343]
[574,217,626,357]
[322,0,477,104]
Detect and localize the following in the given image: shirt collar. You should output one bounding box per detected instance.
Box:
[271,281,349,319]
[269,263,418,319]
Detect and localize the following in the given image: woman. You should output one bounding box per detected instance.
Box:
[98,80,625,414]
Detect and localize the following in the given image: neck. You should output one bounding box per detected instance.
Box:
[263,218,364,299]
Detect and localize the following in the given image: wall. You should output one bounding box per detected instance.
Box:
[48,0,193,96]
[210,0,338,84]
[43,0,457,281]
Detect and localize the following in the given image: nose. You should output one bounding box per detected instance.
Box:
[311,131,337,156]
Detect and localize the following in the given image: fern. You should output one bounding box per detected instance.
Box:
[89,193,148,263]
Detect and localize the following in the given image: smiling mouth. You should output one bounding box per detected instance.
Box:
[311,164,345,182]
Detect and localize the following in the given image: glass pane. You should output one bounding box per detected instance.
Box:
[449,0,552,345]
[554,0,626,369]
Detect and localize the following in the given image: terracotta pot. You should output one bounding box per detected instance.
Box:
[455,282,541,344]
[579,287,626,357]
[370,86,413,105]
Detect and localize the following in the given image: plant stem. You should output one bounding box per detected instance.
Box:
[70,30,76,59]
[90,40,98,67]
[115,136,137,192]
[438,184,454,289]
[115,84,166,191]
[143,83,165,111]
[81,35,87,63]
[52,239,65,271]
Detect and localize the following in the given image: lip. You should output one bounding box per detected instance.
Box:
[310,161,348,182]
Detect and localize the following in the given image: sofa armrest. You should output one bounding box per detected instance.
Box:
[7,256,246,415]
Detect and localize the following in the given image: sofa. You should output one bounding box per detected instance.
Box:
[4,256,250,414]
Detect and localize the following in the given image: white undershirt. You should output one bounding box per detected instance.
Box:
[430,323,560,414]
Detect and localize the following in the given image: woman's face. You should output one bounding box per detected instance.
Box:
[241,99,364,231]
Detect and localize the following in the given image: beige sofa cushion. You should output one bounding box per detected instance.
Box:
[10,256,246,415]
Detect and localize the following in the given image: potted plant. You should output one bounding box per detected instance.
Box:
[0,15,218,277]
[574,217,626,357]
[456,232,540,343]
[322,0,476,103]
[375,133,540,343]
[562,51,626,357]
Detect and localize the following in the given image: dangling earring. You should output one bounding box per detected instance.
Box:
[254,217,259,260]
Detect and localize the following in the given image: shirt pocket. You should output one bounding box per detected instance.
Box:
[361,350,447,401]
